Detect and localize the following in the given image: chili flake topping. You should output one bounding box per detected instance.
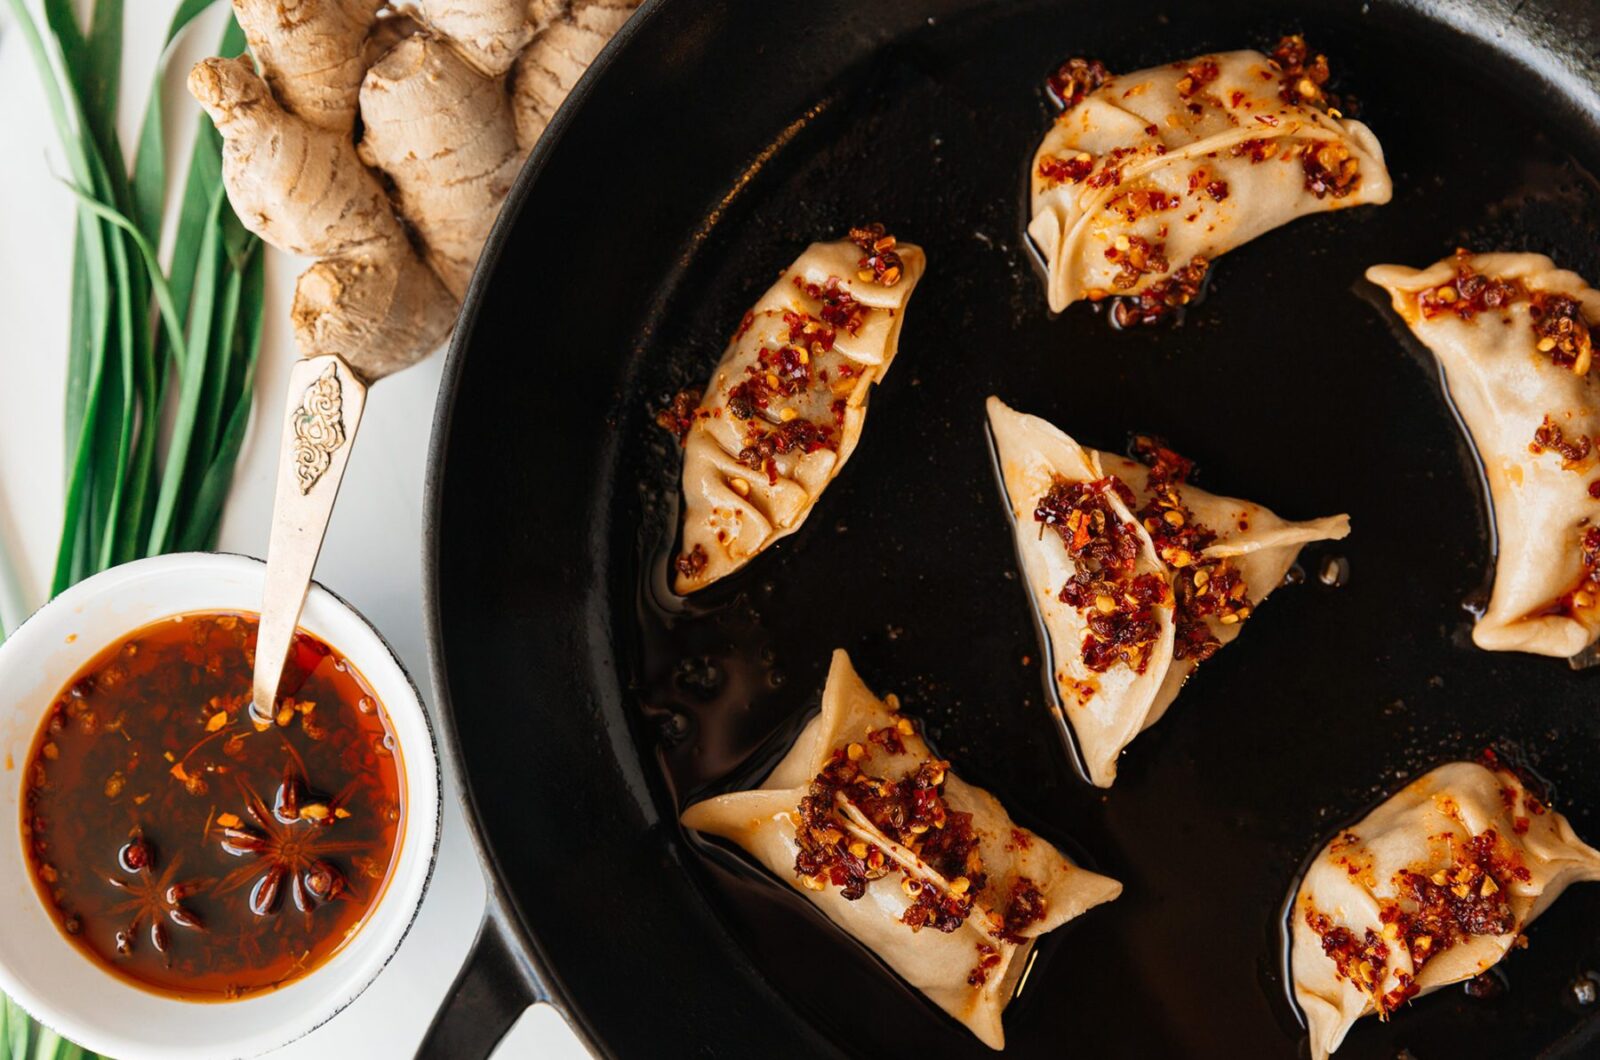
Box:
[1038,151,1095,187]
[1530,291,1594,374]
[1417,255,1525,321]
[1104,235,1169,291]
[1306,829,1528,1018]
[1047,57,1110,109]
[1132,438,1254,659]
[1417,255,1595,374]
[967,942,1003,987]
[1531,416,1592,469]
[674,544,708,579]
[1128,436,1250,661]
[793,744,987,933]
[1300,139,1361,199]
[1001,877,1049,941]
[1174,58,1219,99]
[1034,476,1170,673]
[1548,525,1600,617]
[850,223,904,287]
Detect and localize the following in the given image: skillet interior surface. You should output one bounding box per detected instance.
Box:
[429,0,1600,1055]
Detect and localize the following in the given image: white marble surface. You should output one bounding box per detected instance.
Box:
[0,3,589,1057]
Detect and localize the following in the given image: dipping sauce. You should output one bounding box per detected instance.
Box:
[20,612,404,1000]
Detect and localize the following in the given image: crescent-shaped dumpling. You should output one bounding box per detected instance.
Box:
[681,650,1121,1050]
[1291,760,1600,1059]
[1029,42,1391,318]
[669,229,926,593]
[1367,252,1600,657]
[987,398,1348,785]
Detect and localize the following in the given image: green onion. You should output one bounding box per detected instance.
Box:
[2,0,267,1050]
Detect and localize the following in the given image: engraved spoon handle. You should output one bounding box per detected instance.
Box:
[250,354,368,721]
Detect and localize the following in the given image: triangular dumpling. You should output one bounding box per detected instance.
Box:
[669,229,926,593]
[1368,252,1600,657]
[1291,759,1600,1059]
[681,650,1121,1050]
[1029,41,1391,318]
[987,398,1348,785]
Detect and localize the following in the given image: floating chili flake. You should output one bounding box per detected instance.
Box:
[1270,34,1342,112]
[1109,256,1210,328]
[654,387,703,444]
[1046,56,1110,108]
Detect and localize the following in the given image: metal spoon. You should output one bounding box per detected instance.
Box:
[249,354,369,725]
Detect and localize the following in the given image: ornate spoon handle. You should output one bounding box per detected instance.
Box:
[250,354,368,722]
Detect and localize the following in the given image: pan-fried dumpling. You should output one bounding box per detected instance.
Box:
[681,650,1121,1050]
[1291,759,1600,1059]
[1367,252,1600,657]
[1029,39,1392,320]
[667,228,926,593]
[987,398,1348,786]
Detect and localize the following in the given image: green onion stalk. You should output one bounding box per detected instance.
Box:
[1,0,267,1052]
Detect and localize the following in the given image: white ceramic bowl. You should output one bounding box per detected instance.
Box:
[0,553,441,1059]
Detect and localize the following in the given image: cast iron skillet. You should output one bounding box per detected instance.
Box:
[420,1,1600,1056]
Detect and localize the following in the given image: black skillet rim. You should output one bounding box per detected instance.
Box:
[417,2,667,1053]
[420,2,1600,1056]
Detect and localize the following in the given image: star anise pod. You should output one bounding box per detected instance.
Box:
[106,829,209,958]
[218,762,355,917]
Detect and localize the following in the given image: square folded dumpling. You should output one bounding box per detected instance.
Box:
[681,650,1121,1049]
[667,228,926,593]
[1029,39,1391,320]
[1367,252,1600,657]
[987,398,1348,786]
[1291,759,1600,1059]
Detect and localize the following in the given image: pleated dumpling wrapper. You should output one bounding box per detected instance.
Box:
[669,228,925,593]
[1028,40,1391,318]
[680,650,1121,1050]
[1291,760,1600,1059]
[1368,252,1600,657]
[987,398,1348,786]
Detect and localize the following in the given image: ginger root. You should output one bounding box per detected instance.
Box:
[231,0,383,133]
[409,0,532,75]
[358,34,522,299]
[191,0,641,381]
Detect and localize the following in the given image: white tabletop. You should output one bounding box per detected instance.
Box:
[0,3,589,1057]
